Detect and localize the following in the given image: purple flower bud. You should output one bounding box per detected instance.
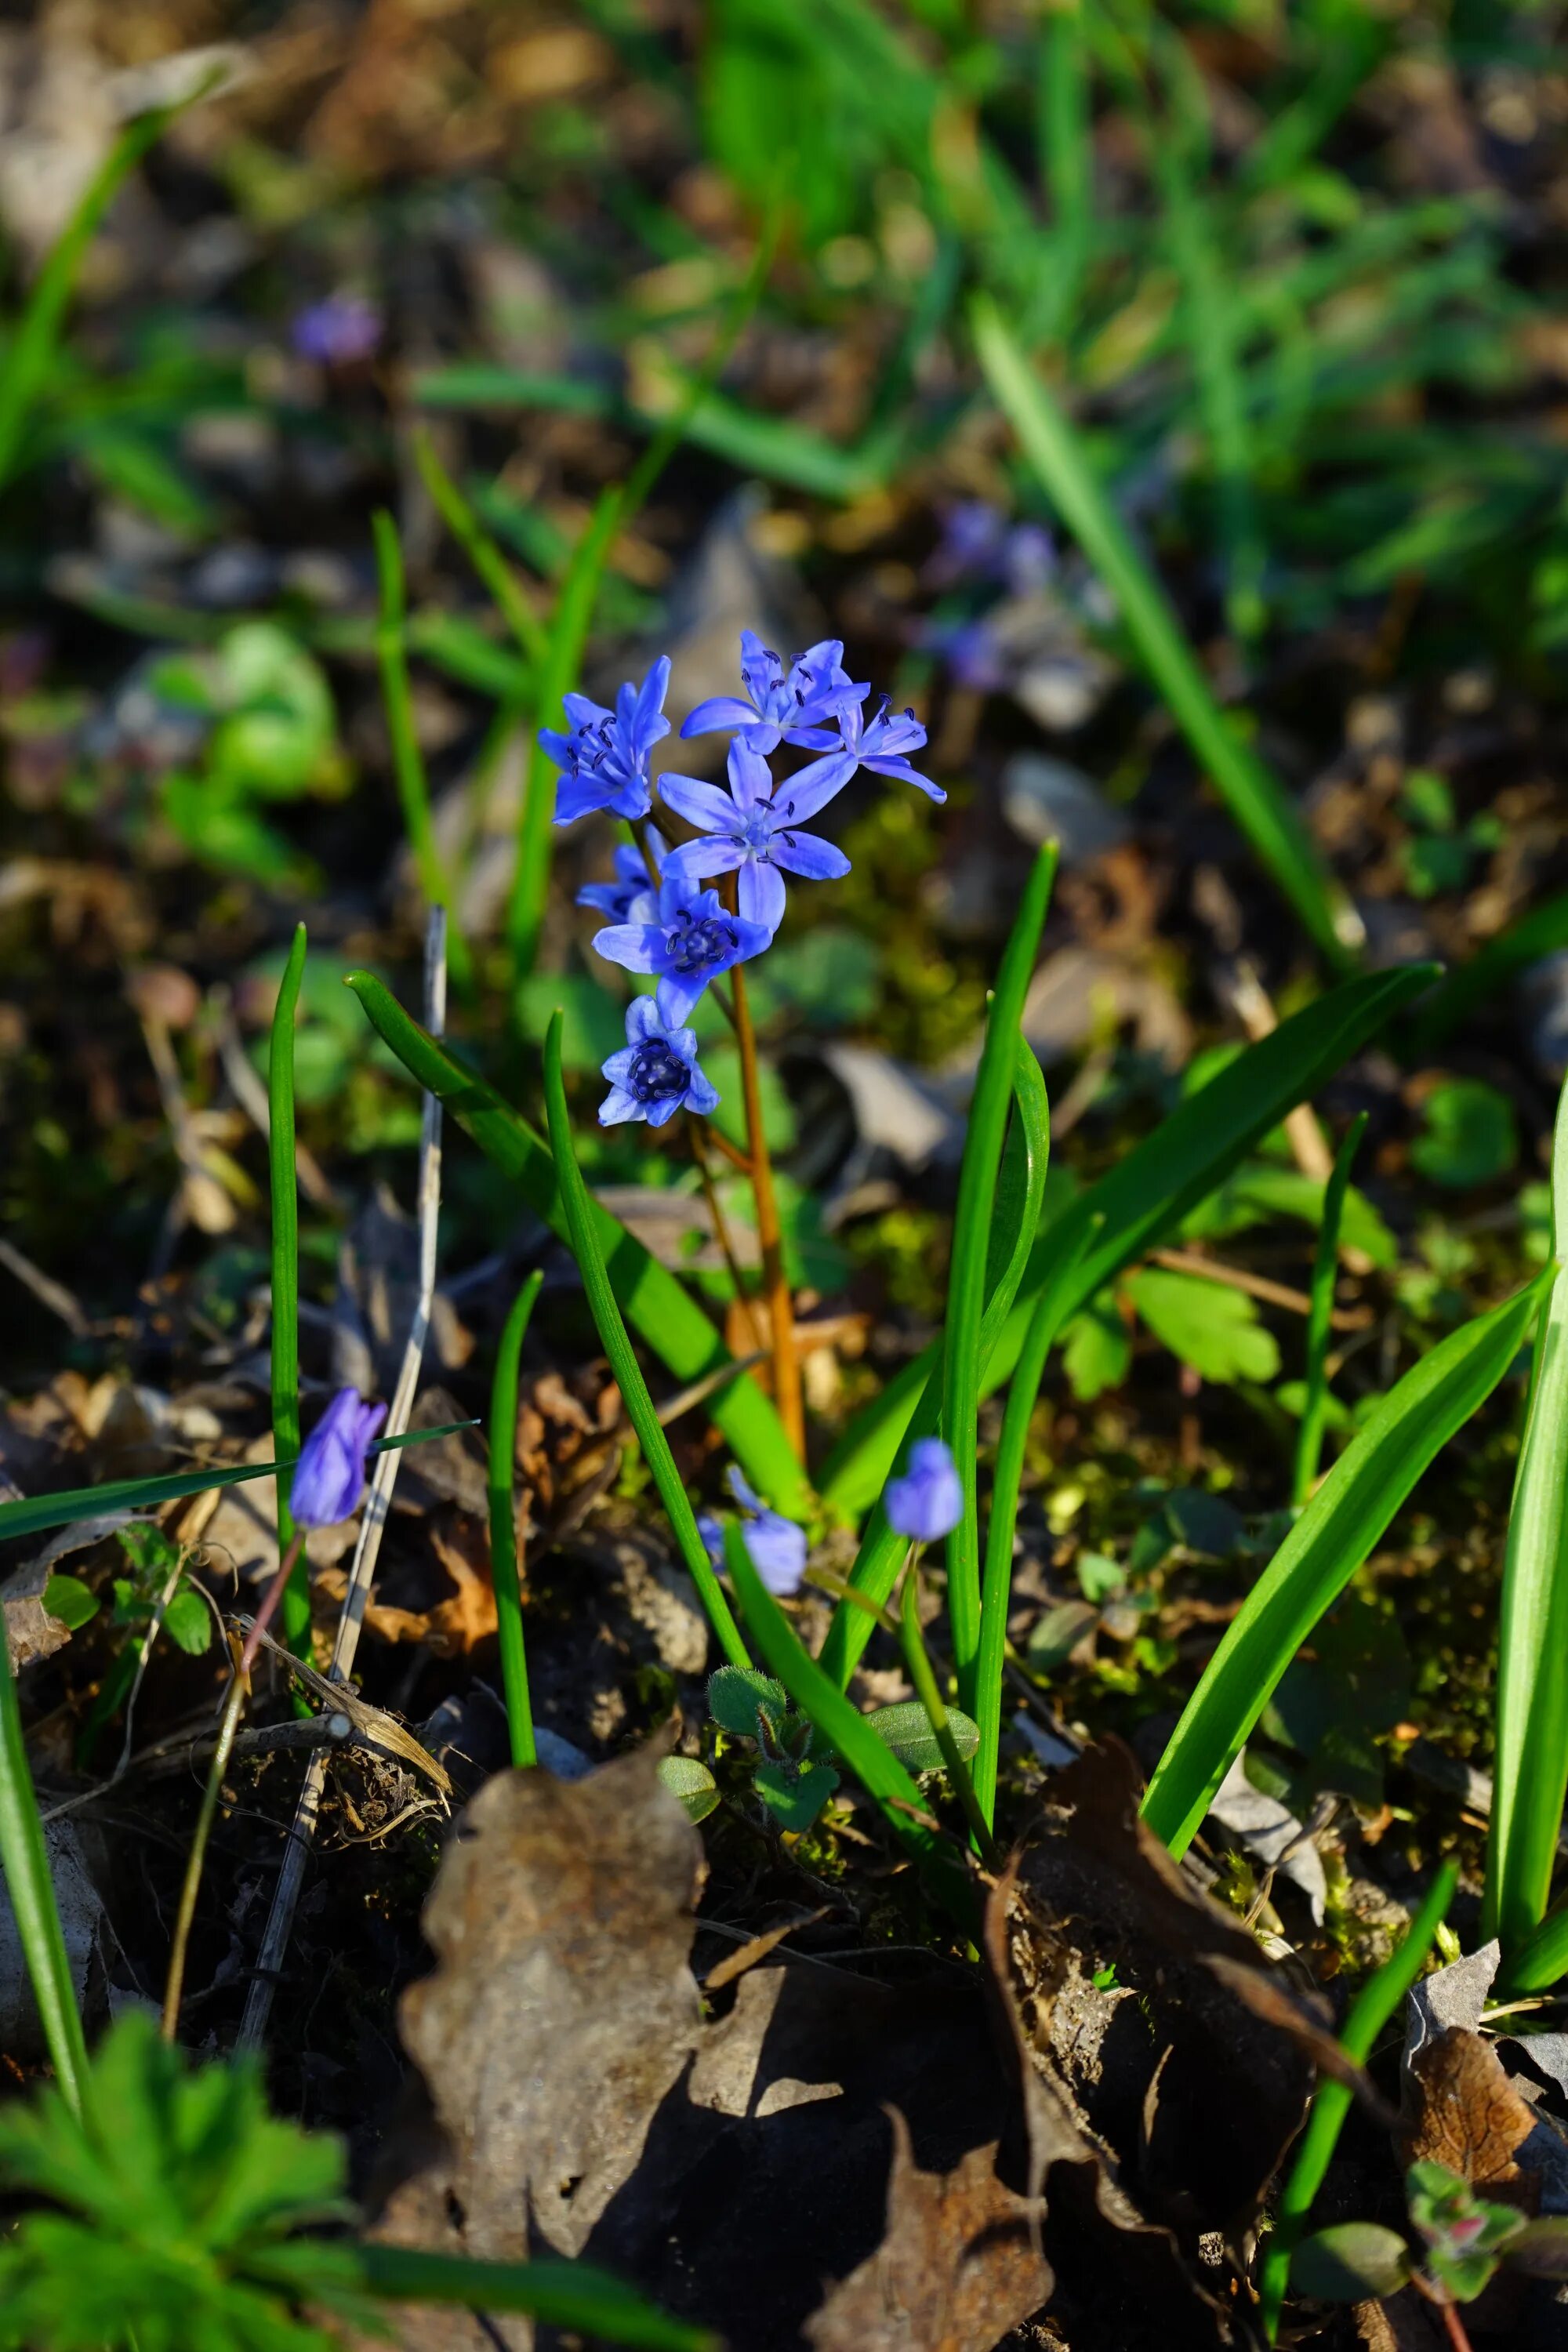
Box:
[727,1467,807,1597]
[884,1437,963,1543]
[289,1388,387,1527]
[291,293,382,366]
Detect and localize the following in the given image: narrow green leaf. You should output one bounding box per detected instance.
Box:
[268,922,309,1654]
[818,1044,1052,1690]
[1486,1078,1568,1967]
[358,2245,717,2352]
[822,964,1439,1519]
[412,426,547,665]
[345,968,810,1519]
[1260,1860,1457,2340]
[945,846,1057,1703]
[1143,1267,1549,1857]
[973,1217,1099,1824]
[972,293,1361,969]
[0,1425,472,1549]
[489,1271,543,1768]
[543,1011,750,1670]
[0,101,187,492]
[1294,1112,1367,1505]
[723,1523,978,1936]
[0,1629,89,2108]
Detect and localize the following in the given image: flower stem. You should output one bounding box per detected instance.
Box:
[728,953,804,1460]
[900,1554,997,1867]
[689,1114,766,1356]
[163,1529,305,2041]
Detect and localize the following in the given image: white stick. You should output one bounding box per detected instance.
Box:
[238,910,446,2049]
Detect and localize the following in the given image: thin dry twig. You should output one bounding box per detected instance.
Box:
[238,909,447,2049]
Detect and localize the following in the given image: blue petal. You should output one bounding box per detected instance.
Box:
[679,695,758,739]
[593,923,660,974]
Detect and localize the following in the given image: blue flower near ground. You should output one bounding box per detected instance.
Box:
[660,739,851,935]
[593,875,773,1025]
[599,996,719,1127]
[292,292,381,365]
[576,829,666,924]
[793,694,945,804]
[540,656,671,825]
[884,1436,964,1541]
[680,630,866,754]
[725,1468,808,1596]
[291,1388,387,1527]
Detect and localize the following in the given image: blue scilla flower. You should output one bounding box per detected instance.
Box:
[593,874,772,1027]
[793,693,944,804]
[680,630,866,755]
[291,1388,387,1528]
[726,1468,807,1597]
[292,292,381,365]
[884,1436,964,1542]
[541,657,671,826]
[660,739,851,935]
[600,996,719,1127]
[576,829,666,925]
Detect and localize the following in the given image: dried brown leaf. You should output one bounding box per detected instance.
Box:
[1401,2027,1537,2187]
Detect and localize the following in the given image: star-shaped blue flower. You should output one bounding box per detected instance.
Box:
[593,873,773,1027]
[680,630,866,756]
[659,739,851,935]
[792,693,944,804]
[599,996,719,1128]
[540,657,671,826]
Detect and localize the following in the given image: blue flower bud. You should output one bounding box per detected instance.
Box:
[289,1388,387,1528]
[884,1437,963,1542]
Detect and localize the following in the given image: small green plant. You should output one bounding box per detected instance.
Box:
[705,1662,839,1832]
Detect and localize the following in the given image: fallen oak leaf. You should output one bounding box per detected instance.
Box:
[1399,2027,1536,2191]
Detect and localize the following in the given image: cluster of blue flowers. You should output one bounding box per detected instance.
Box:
[541,631,943,1129]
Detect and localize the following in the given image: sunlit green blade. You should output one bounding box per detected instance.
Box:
[543,1012,749,1668]
[945,847,1057,1701]
[1485,1078,1568,1969]
[0,1636,89,2108]
[1258,1860,1456,2341]
[347,971,808,1515]
[818,1044,1052,1691]
[359,2245,717,2352]
[1143,1268,1551,1857]
[821,964,1439,1519]
[1294,1111,1367,1505]
[0,1425,474,1549]
[724,1526,978,1936]
[489,1271,544,1767]
[268,922,309,1653]
[971,294,1362,968]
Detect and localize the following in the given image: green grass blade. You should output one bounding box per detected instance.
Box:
[1033,5,1092,340]
[543,1012,750,1669]
[346,970,808,1515]
[507,488,622,982]
[1143,1268,1552,1858]
[412,426,547,666]
[1485,1078,1568,1965]
[1294,1111,1367,1505]
[724,1525,978,1936]
[489,1270,543,1768]
[0,1426,473,1549]
[0,1632,90,2108]
[267,922,310,1655]
[818,1045,1052,1692]
[372,510,471,994]
[359,2245,717,2352]
[1505,1904,1568,1995]
[821,964,1439,1519]
[1258,1859,1457,2342]
[945,848,1057,1703]
[971,293,1362,969]
[1401,889,1568,1058]
[0,100,187,492]
[973,1216,1099,1828]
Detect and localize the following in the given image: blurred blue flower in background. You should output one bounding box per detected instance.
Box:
[884,1436,964,1542]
